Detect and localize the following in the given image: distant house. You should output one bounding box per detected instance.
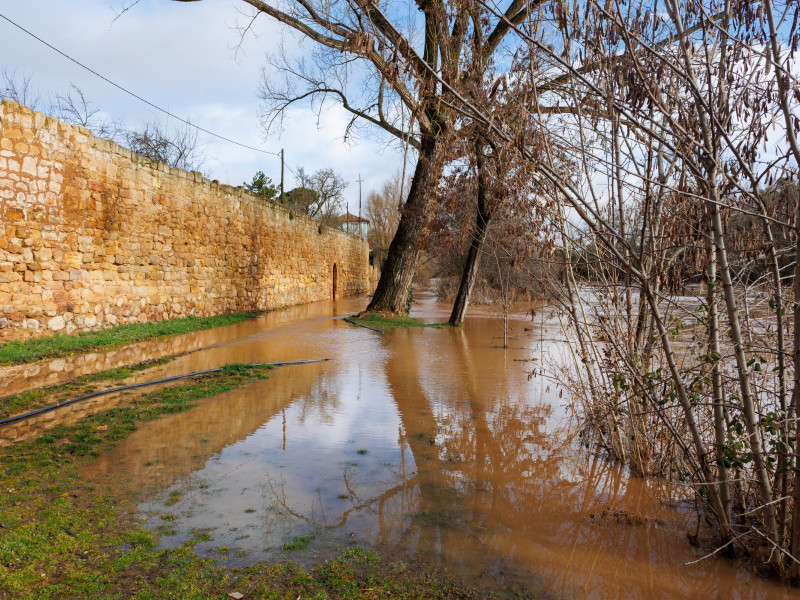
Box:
[341,212,369,241]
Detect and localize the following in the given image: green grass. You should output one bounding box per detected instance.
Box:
[351,313,450,331]
[281,534,315,551]
[0,357,171,419]
[0,311,264,365]
[230,547,503,599]
[0,361,513,600]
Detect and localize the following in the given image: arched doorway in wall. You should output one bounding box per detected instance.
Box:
[332,263,338,300]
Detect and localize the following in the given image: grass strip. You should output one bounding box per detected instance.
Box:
[0,362,511,600]
[350,313,450,331]
[0,358,172,419]
[0,311,264,366]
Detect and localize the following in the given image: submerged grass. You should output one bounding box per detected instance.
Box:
[0,311,264,366]
[351,313,450,331]
[0,357,172,419]
[0,362,514,600]
[281,534,315,551]
[409,510,460,528]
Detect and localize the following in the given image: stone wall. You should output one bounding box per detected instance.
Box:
[0,100,369,341]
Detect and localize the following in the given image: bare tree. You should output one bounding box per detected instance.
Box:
[365,171,406,265]
[286,167,347,224]
[343,0,800,577]
[124,120,208,173]
[1,67,209,176]
[0,66,41,110]
[51,83,123,140]
[174,0,550,315]
[497,0,800,577]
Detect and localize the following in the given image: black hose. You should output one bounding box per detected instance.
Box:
[344,316,385,334]
[0,358,330,426]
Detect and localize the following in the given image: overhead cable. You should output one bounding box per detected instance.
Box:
[0,11,281,157]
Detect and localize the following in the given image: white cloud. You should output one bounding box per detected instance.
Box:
[0,0,411,207]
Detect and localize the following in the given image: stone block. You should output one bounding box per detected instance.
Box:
[64,252,82,268]
[21,156,37,176]
[47,315,66,331]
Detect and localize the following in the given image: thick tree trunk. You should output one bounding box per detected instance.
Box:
[449,151,492,326]
[366,131,446,314]
[448,213,491,325]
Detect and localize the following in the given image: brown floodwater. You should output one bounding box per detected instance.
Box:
[8,290,797,598]
[0,301,353,398]
[0,301,362,444]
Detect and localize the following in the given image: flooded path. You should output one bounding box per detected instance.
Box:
[8,292,796,598]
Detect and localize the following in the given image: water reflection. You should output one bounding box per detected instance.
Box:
[0,299,365,398]
[1,298,370,443]
[71,296,792,599]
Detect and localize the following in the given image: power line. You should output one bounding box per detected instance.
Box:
[285,163,301,178]
[0,11,282,158]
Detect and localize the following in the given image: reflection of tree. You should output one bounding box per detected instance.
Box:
[264,469,419,532]
[390,322,713,598]
[259,350,421,542]
[389,325,570,572]
[253,319,751,598]
[293,375,344,426]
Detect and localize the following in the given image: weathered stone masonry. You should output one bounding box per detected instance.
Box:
[0,100,369,341]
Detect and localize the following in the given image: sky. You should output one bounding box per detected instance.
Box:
[0,0,410,214]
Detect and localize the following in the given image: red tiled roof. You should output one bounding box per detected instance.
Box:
[342,212,369,223]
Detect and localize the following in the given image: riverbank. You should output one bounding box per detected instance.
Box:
[0,363,504,600]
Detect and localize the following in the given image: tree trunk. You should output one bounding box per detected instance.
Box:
[448,210,491,325]
[449,150,493,326]
[706,219,732,532]
[791,222,800,583]
[366,131,446,314]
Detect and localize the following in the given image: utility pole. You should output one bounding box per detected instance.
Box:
[280,149,285,203]
[357,173,364,240]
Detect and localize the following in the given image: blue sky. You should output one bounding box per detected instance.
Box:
[0,0,410,214]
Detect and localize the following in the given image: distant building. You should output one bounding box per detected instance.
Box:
[341,212,369,241]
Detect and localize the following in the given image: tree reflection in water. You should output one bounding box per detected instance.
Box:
[75,303,790,600]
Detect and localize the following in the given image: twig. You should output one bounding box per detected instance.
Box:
[685,530,749,565]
